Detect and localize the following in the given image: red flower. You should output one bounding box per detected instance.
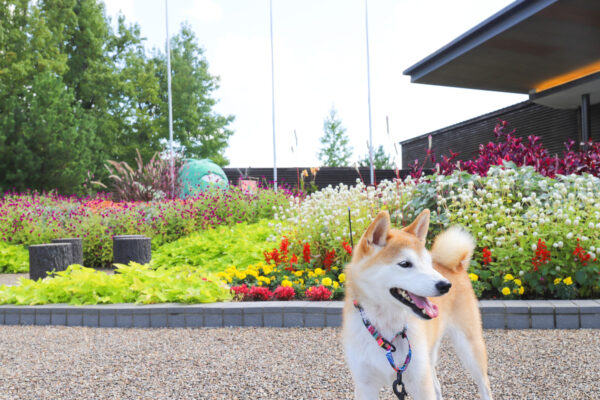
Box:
[303,243,311,263]
[285,253,299,272]
[305,285,332,301]
[279,236,289,255]
[264,248,281,264]
[247,286,273,301]
[342,241,353,255]
[482,247,492,265]
[573,238,592,266]
[323,249,336,270]
[531,239,551,271]
[231,284,249,299]
[273,286,296,300]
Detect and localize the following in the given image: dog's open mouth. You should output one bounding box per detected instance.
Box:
[390,288,439,319]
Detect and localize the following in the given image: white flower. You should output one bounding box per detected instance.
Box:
[519,270,524,276]
[556,266,561,271]
[531,244,537,251]
[566,232,573,239]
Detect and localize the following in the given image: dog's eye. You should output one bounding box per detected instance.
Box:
[397,261,412,268]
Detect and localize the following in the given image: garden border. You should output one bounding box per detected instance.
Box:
[0,300,598,329]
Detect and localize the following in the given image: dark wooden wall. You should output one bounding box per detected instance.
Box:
[401,101,600,169]
[223,167,419,189]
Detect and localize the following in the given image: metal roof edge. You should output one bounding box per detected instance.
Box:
[399,100,533,145]
[402,0,558,82]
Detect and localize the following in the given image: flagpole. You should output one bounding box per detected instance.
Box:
[270,0,277,192]
[364,0,374,185]
[165,0,175,196]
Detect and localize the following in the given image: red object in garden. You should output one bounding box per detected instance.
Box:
[231,284,250,298]
[482,247,492,265]
[247,286,273,301]
[264,248,281,264]
[342,241,353,255]
[573,238,592,266]
[302,243,311,263]
[305,285,332,301]
[280,236,289,255]
[285,254,299,272]
[273,286,296,300]
[531,239,551,271]
[323,249,336,270]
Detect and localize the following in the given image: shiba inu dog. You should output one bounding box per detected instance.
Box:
[342,209,492,400]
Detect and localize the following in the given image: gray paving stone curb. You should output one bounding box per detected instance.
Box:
[0,300,598,329]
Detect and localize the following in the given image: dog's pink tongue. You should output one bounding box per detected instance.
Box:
[408,292,439,318]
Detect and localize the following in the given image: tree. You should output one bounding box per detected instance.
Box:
[317,108,353,167]
[0,1,235,193]
[359,145,394,169]
[152,25,234,166]
[0,0,95,193]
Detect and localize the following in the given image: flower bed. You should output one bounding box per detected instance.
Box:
[0,187,290,268]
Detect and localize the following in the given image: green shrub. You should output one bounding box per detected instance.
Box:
[0,242,28,273]
[0,263,231,305]
[152,220,281,273]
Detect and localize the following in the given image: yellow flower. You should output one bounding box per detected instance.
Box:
[314,279,319,284]
[333,281,340,289]
[518,286,524,295]
[301,169,309,178]
[503,274,514,281]
[294,271,303,277]
[314,268,324,276]
[281,279,293,287]
[322,277,333,286]
[338,273,346,283]
[514,279,522,286]
[332,267,339,271]
[308,271,315,278]
[501,287,510,296]
[235,272,247,280]
[469,273,478,282]
[564,276,573,285]
[554,278,562,285]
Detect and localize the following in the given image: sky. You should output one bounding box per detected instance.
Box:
[102,0,527,168]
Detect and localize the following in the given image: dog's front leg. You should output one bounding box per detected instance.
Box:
[403,351,438,400]
[353,376,381,400]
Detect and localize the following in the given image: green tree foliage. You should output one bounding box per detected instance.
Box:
[152,25,234,166]
[0,1,233,194]
[317,108,353,167]
[359,145,394,169]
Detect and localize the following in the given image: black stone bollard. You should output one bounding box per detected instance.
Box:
[52,238,83,266]
[113,236,151,266]
[29,243,72,280]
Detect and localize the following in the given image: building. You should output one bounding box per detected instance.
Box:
[401,0,600,168]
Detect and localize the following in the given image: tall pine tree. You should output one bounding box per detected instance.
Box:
[317,108,353,167]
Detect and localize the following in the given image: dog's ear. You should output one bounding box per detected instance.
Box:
[402,209,430,242]
[361,211,390,252]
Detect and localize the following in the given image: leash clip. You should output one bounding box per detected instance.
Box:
[392,371,407,400]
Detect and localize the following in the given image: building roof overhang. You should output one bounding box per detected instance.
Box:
[403,0,600,109]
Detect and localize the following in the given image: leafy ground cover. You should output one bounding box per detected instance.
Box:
[0,242,28,273]
[0,263,231,305]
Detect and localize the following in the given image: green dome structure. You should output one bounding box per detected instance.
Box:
[178,159,228,198]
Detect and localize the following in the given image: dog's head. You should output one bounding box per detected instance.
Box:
[346,209,451,319]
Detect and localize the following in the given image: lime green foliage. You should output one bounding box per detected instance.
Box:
[0,243,28,273]
[152,220,280,273]
[0,264,231,305]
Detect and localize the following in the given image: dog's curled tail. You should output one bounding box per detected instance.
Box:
[431,226,475,272]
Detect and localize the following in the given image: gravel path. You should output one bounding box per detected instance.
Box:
[0,327,597,399]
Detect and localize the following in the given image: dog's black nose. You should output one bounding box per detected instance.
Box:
[436,281,452,294]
